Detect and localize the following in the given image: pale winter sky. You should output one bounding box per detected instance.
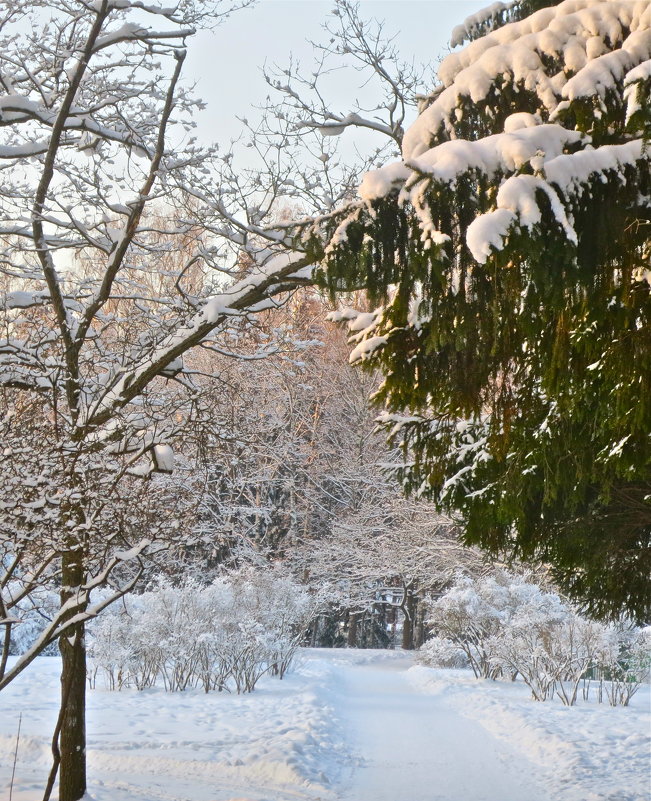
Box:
[184,0,488,146]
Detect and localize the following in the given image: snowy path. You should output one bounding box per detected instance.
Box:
[335,655,546,801]
[0,652,648,801]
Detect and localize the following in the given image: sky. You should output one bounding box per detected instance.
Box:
[183,0,488,147]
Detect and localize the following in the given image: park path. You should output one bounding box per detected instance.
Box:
[334,655,547,801]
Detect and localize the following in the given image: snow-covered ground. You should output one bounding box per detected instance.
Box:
[0,649,649,801]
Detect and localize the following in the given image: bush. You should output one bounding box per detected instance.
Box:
[424,571,649,705]
[425,571,555,680]
[590,626,651,707]
[87,566,318,693]
[417,636,468,669]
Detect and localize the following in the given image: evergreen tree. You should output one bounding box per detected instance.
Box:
[315,0,651,620]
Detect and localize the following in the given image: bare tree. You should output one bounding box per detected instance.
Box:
[227,0,433,219]
[0,1,318,797]
[293,490,484,649]
[0,0,440,796]
[263,0,430,146]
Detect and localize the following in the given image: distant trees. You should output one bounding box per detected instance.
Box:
[191,295,367,563]
[317,0,651,620]
[293,495,484,650]
[179,289,484,650]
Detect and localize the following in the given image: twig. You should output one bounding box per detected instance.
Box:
[9,712,22,801]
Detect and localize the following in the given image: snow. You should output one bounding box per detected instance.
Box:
[405,0,651,159]
[466,174,577,263]
[402,125,585,188]
[152,443,174,473]
[563,29,651,101]
[348,335,387,364]
[93,23,148,52]
[543,138,646,196]
[450,2,515,48]
[358,162,410,202]
[623,58,651,120]
[502,111,542,132]
[2,291,49,310]
[1,650,649,801]
[408,666,651,801]
[0,142,49,158]
[348,0,651,265]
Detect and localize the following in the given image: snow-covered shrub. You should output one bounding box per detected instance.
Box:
[495,608,612,704]
[232,567,316,679]
[490,596,647,706]
[88,567,317,693]
[594,626,651,707]
[193,579,233,693]
[424,571,650,706]
[425,571,534,679]
[138,578,210,692]
[87,599,141,690]
[486,579,570,700]
[417,636,468,669]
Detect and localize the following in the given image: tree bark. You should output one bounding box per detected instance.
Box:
[57,548,87,801]
[347,611,359,648]
[414,598,426,649]
[401,591,416,651]
[0,597,11,681]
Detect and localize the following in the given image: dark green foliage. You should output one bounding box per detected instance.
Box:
[318,1,651,620]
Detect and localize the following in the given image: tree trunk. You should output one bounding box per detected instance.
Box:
[414,598,425,649]
[401,591,416,650]
[0,596,11,681]
[347,611,359,648]
[373,603,386,648]
[387,603,397,648]
[58,548,87,801]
